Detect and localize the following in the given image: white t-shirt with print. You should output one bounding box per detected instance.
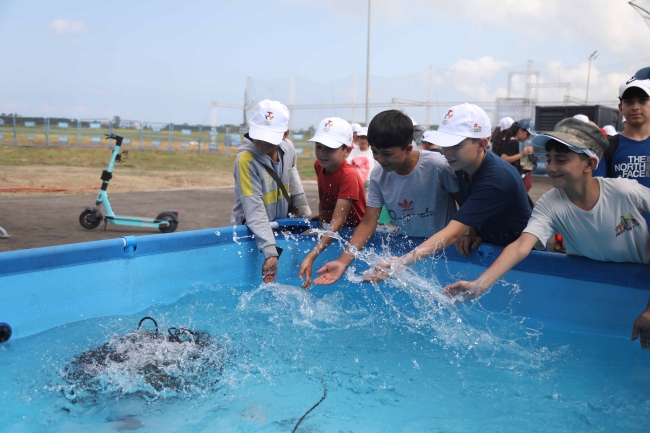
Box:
[367,150,459,238]
[524,177,650,264]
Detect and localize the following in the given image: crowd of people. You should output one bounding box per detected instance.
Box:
[230,66,650,349]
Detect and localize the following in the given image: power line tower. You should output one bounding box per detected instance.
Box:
[288,74,296,129]
[243,76,251,127]
[351,70,358,123]
[425,65,434,128]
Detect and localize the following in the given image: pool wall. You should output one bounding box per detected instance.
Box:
[0,219,648,340]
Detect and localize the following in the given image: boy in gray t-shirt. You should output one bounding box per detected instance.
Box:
[313,110,460,286]
[367,150,458,237]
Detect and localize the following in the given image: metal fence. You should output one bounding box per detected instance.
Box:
[0,116,315,158]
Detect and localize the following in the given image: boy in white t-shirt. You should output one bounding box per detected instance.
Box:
[446,118,650,301]
[346,126,376,185]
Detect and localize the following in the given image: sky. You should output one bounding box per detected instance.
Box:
[0,0,649,128]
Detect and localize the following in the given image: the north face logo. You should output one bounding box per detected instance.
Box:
[398,199,414,212]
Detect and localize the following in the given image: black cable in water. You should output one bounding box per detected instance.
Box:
[292,377,327,433]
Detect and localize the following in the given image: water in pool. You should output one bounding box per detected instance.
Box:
[0,271,648,432]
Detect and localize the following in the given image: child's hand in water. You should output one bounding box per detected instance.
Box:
[298,255,316,289]
[313,260,347,285]
[443,280,483,301]
[362,263,392,282]
[632,301,650,349]
[262,257,278,283]
[363,258,403,283]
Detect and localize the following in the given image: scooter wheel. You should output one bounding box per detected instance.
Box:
[156,212,178,233]
[79,209,102,229]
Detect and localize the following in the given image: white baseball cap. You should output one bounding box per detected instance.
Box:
[358,126,368,137]
[308,117,353,149]
[573,114,589,123]
[422,130,436,144]
[351,123,362,133]
[603,125,618,136]
[408,116,418,126]
[498,117,514,131]
[619,75,650,98]
[427,103,491,147]
[248,99,290,145]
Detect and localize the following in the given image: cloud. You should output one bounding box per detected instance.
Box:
[434,0,650,54]
[49,19,87,35]
[293,0,650,55]
[442,56,510,100]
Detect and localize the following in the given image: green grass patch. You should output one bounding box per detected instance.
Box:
[0,144,317,178]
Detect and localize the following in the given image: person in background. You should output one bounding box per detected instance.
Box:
[420,130,441,153]
[299,117,366,288]
[351,123,362,149]
[231,99,312,283]
[593,72,650,231]
[347,104,532,284]
[573,114,589,123]
[347,126,376,187]
[313,109,460,285]
[445,118,650,301]
[603,125,618,137]
[410,117,428,149]
[490,116,514,155]
[499,119,537,207]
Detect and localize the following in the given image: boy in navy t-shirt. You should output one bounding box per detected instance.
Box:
[364,103,532,282]
[593,73,650,228]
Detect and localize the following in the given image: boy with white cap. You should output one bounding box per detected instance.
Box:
[358,103,533,283]
[313,109,460,286]
[593,71,650,230]
[446,118,650,301]
[231,99,312,283]
[299,117,366,288]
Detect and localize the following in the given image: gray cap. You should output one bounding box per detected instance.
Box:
[531,118,609,158]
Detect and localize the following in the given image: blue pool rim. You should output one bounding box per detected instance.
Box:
[0,219,647,290]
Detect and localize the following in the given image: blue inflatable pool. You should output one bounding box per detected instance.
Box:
[0,220,648,432]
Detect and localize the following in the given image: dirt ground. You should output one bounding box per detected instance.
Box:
[0,168,554,253]
[0,165,233,196]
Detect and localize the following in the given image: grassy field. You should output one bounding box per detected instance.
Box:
[0,144,318,179]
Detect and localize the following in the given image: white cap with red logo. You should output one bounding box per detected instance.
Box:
[427,103,491,147]
[308,117,353,149]
[248,99,290,145]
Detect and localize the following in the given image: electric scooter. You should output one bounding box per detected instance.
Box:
[79,134,179,233]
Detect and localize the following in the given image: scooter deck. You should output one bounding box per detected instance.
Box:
[105,216,170,228]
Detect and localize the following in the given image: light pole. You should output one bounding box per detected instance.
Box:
[365,0,371,125]
[585,50,599,105]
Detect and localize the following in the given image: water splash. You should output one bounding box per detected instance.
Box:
[58,327,229,403]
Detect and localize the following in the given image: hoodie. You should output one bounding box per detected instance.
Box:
[231,135,309,258]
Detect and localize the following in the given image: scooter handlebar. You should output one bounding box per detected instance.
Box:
[105,134,124,147]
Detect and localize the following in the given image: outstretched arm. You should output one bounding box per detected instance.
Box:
[444,232,539,300]
[363,220,471,283]
[299,198,353,289]
[313,207,381,285]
